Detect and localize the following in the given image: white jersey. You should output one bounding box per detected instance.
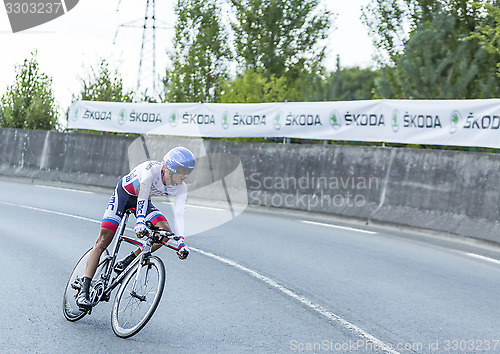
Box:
[121,160,187,236]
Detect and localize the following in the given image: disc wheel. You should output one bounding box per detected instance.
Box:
[63,248,109,321]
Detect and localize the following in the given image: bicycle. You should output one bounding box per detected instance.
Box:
[62,208,181,338]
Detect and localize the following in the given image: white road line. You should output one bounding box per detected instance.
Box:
[0,201,175,235]
[35,184,94,194]
[463,252,500,265]
[161,201,226,211]
[0,201,100,223]
[3,200,397,353]
[302,220,378,234]
[187,205,226,211]
[304,221,500,267]
[191,247,399,354]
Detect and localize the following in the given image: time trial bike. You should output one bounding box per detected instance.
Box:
[62,208,181,338]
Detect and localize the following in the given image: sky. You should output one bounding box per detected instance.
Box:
[0,0,375,113]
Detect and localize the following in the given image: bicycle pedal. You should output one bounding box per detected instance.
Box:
[71,280,82,291]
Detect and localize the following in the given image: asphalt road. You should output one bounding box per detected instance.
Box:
[1,176,500,353]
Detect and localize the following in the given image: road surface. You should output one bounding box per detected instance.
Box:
[1,176,500,353]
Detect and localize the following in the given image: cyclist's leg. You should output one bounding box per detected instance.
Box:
[77,182,135,309]
[77,227,115,308]
[85,181,134,278]
[84,228,115,278]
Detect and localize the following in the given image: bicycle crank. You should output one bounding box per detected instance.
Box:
[89,280,105,307]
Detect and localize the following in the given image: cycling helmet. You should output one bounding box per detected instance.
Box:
[163,146,196,174]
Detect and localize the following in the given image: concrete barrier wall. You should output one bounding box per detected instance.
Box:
[376,148,500,243]
[1,127,499,243]
[0,128,135,186]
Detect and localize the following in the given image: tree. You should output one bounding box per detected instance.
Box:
[378,11,499,98]
[74,59,134,102]
[229,0,333,80]
[363,0,500,98]
[306,67,379,101]
[469,2,500,76]
[0,51,59,130]
[361,0,494,65]
[220,69,289,103]
[164,0,231,103]
[361,0,411,64]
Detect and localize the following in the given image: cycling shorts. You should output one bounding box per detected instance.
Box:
[101,180,167,232]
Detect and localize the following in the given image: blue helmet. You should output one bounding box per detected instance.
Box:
[163,146,196,174]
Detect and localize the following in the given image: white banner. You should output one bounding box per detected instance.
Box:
[68,99,500,148]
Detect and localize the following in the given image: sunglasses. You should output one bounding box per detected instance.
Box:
[176,166,193,175]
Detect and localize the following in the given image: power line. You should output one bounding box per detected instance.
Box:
[114,0,171,101]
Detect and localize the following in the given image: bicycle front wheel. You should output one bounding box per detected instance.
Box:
[111,256,165,338]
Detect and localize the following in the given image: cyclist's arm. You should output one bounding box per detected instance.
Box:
[136,171,154,228]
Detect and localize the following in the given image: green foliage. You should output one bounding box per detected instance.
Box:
[163,0,334,104]
[229,0,332,81]
[363,0,500,98]
[306,67,379,101]
[74,59,134,102]
[0,52,59,130]
[220,69,289,103]
[362,0,411,64]
[164,0,231,103]
[362,0,492,65]
[379,12,499,98]
[469,2,500,76]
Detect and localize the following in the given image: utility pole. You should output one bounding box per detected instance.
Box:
[114,0,171,101]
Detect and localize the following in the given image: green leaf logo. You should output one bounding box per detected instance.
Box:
[450,110,460,134]
[118,109,126,125]
[169,111,178,127]
[274,113,281,130]
[330,110,341,130]
[392,110,399,132]
[222,111,229,129]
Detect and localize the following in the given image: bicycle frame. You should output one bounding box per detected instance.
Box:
[94,209,179,304]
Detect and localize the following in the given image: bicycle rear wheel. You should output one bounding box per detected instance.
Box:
[62,248,109,321]
[111,256,165,338]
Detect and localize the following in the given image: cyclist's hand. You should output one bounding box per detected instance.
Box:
[177,246,190,260]
[135,222,146,238]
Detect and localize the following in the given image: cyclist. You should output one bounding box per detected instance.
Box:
[76,146,195,310]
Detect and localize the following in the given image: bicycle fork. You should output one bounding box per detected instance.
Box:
[129,245,154,302]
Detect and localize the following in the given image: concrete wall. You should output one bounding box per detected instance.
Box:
[0,128,134,186]
[1,127,499,243]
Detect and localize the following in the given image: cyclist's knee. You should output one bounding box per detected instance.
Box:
[94,228,115,251]
[156,220,170,231]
